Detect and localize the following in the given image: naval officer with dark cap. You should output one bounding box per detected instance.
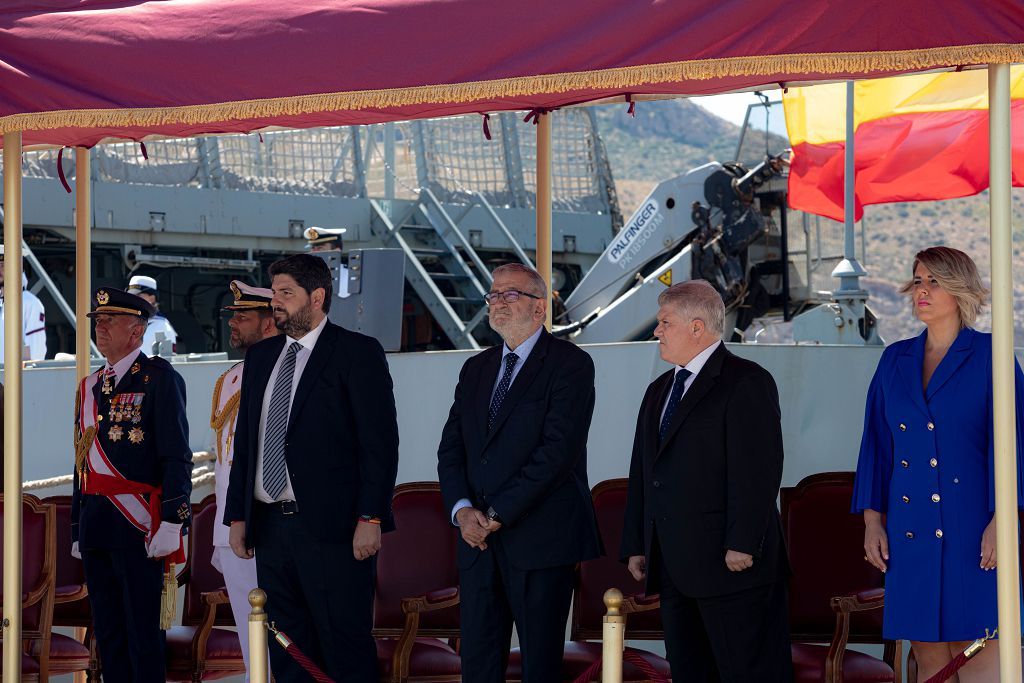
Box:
[71,287,193,682]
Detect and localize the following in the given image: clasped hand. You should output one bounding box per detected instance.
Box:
[456,507,501,550]
[146,521,182,559]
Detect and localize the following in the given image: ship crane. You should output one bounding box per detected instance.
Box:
[556,154,791,343]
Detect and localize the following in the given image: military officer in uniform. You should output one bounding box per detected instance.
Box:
[71,287,193,683]
[211,281,279,681]
[128,274,179,354]
[303,226,346,253]
[304,226,351,298]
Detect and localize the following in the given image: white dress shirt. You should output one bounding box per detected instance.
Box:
[104,348,143,386]
[453,324,545,523]
[254,315,328,503]
[660,339,722,422]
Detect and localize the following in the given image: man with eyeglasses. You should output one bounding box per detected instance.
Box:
[437,263,601,683]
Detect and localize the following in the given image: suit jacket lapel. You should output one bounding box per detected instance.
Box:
[474,347,502,445]
[249,336,284,442]
[112,351,143,394]
[288,323,337,432]
[925,327,974,401]
[647,371,674,443]
[483,330,550,449]
[896,330,930,417]
[656,343,726,458]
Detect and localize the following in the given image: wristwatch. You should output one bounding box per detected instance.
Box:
[485,506,502,524]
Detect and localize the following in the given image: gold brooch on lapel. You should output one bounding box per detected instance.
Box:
[108,425,124,442]
[130,362,141,375]
[128,427,145,444]
[144,375,150,384]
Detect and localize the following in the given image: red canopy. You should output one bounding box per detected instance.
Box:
[1,0,1023,147]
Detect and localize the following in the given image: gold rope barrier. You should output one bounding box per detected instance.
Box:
[601,588,625,683]
[249,589,269,683]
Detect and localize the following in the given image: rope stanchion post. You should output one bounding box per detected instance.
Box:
[601,588,625,683]
[249,589,269,683]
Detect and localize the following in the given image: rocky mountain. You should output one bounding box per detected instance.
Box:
[592,99,1024,346]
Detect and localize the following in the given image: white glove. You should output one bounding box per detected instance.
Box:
[146,522,183,559]
[71,541,81,560]
[211,547,223,574]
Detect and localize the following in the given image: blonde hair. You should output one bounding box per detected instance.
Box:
[899,246,988,327]
[657,280,725,335]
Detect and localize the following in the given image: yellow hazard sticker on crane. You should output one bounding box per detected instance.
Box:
[658,270,672,287]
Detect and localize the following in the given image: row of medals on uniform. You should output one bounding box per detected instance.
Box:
[101,361,146,445]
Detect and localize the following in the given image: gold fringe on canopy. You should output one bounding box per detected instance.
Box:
[2,43,1023,136]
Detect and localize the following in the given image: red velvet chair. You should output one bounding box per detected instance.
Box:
[373,481,462,683]
[0,495,56,682]
[783,472,901,683]
[166,493,246,682]
[36,495,94,680]
[506,478,671,682]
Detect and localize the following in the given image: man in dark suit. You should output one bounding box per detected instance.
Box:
[224,254,399,682]
[437,263,601,683]
[72,288,193,682]
[621,280,792,683]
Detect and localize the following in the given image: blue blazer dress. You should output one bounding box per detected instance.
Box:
[852,327,1024,641]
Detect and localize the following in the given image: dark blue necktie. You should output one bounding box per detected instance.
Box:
[659,368,693,442]
[488,352,519,431]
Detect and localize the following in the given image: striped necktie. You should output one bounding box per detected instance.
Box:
[262,341,302,500]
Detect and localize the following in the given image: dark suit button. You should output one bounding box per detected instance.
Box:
[653,480,661,488]
[661,514,668,521]
[481,459,488,465]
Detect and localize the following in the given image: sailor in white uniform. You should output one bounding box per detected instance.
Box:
[303,226,351,298]
[127,275,178,354]
[0,247,47,361]
[210,280,278,682]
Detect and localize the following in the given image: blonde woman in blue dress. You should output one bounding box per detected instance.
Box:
[852,246,1024,682]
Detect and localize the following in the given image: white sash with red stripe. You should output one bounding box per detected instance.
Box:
[79,371,152,535]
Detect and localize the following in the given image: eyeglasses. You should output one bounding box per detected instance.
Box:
[483,289,542,305]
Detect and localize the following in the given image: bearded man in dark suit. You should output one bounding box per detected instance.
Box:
[437,263,601,683]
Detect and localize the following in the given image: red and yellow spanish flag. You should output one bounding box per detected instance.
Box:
[784,68,1024,222]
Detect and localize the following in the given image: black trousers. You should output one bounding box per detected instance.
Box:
[656,548,793,683]
[458,533,575,683]
[255,505,377,683]
[82,545,166,683]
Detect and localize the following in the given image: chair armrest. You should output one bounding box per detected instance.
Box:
[186,588,228,674]
[830,588,884,615]
[621,592,660,615]
[201,588,231,607]
[400,586,460,614]
[825,588,885,683]
[387,588,460,683]
[54,585,89,604]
